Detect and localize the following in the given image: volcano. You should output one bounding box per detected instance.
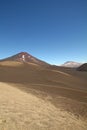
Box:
[0,52,49,66]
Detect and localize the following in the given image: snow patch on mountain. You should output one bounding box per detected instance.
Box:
[61,61,83,68]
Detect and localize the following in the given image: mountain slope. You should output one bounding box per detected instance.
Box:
[77,63,87,71]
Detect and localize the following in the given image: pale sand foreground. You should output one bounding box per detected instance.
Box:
[0,82,87,130]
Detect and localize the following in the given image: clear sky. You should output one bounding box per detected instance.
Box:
[0,0,87,65]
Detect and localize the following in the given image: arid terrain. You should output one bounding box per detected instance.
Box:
[0,60,87,130]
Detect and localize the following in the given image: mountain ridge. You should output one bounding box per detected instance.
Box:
[0,52,85,69]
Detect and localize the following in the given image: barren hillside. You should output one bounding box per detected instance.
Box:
[0,61,87,130]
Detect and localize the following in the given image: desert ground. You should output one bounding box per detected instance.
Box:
[0,61,87,130]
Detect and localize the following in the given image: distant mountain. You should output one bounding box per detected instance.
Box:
[77,63,87,71]
[61,61,82,68]
[0,52,49,66]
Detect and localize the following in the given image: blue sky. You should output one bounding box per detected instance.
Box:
[0,0,87,65]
